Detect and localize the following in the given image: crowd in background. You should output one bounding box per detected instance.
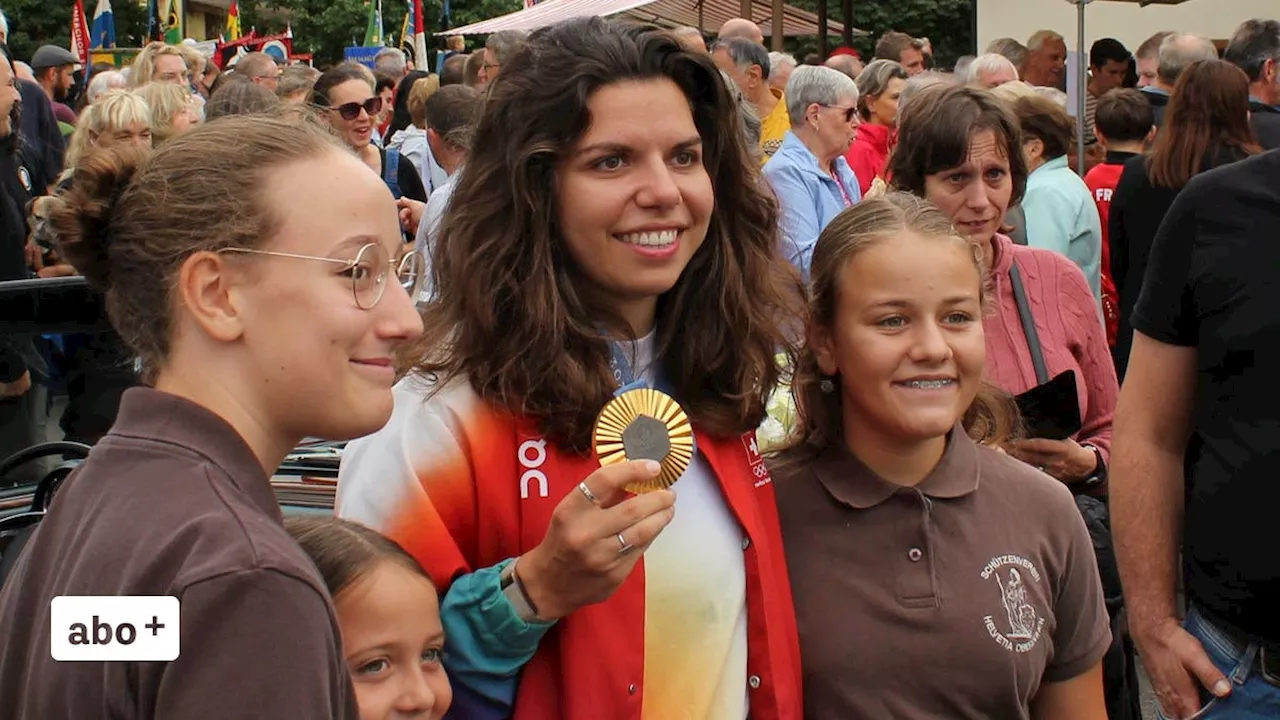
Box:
[0,9,1277,720]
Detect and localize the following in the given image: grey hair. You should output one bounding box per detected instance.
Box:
[713,37,771,80]
[86,70,128,104]
[1224,19,1280,82]
[1027,30,1065,52]
[720,69,762,154]
[374,47,407,76]
[953,55,976,78]
[1034,86,1069,109]
[486,30,528,65]
[986,37,1028,70]
[897,70,951,113]
[784,65,858,125]
[855,59,908,120]
[0,10,8,40]
[769,51,797,77]
[672,26,703,39]
[1157,32,1218,85]
[966,53,1020,85]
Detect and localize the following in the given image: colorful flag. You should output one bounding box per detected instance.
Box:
[146,0,161,41]
[91,0,114,49]
[225,0,240,41]
[363,0,385,47]
[161,0,182,44]
[399,6,410,55]
[412,0,427,71]
[71,0,92,66]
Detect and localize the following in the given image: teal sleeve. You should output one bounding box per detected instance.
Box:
[440,559,556,713]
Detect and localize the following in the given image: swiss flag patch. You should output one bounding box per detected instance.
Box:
[742,433,772,487]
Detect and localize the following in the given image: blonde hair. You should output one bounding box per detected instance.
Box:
[134,83,195,145]
[989,79,1039,105]
[406,74,441,128]
[178,43,207,76]
[63,89,152,172]
[130,42,187,87]
[782,192,1018,458]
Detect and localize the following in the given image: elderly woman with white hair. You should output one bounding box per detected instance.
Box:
[967,52,1020,88]
[762,65,861,280]
[84,70,128,105]
[768,51,797,93]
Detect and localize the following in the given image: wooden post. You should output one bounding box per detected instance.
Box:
[771,0,783,50]
[817,0,828,58]
[741,0,752,21]
[841,0,852,48]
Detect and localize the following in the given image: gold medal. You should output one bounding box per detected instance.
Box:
[593,387,694,493]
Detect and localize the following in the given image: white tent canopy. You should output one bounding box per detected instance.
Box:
[442,0,863,38]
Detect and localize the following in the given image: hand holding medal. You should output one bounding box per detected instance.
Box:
[511,351,689,622]
[512,459,677,621]
[593,387,694,494]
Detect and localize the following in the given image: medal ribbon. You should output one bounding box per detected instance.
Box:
[605,336,697,461]
[609,340,650,397]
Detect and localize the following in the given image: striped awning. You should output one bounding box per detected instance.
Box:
[442,0,861,37]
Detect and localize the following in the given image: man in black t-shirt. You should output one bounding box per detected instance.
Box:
[1111,149,1280,719]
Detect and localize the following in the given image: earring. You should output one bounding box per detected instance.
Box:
[819,377,835,394]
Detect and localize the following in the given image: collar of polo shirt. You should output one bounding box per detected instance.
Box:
[809,423,980,508]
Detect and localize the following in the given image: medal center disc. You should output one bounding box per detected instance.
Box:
[621,414,671,462]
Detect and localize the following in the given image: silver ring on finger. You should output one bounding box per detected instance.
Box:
[578,481,601,506]
[616,532,634,555]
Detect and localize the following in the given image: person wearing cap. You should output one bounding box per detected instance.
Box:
[31,45,79,125]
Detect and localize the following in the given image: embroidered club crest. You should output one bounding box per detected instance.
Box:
[981,554,1045,653]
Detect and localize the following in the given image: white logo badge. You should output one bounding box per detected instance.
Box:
[518,438,549,499]
[981,555,1045,653]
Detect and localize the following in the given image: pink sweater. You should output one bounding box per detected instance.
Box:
[983,234,1119,466]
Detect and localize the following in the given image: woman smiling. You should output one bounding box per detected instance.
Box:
[337,18,804,720]
[773,193,1110,719]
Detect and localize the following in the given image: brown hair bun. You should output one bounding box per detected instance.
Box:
[48,143,149,291]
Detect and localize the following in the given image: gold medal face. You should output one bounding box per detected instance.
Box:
[593,387,694,493]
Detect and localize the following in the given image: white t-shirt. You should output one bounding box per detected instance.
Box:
[624,333,750,720]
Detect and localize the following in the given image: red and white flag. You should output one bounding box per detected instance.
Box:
[71,0,92,67]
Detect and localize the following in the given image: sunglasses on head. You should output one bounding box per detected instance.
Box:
[330,96,383,121]
[820,103,858,123]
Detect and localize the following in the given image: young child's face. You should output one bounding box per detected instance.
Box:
[336,561,452,720]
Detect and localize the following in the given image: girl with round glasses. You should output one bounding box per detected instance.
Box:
[312,63,429,205]
[0,114,423,717]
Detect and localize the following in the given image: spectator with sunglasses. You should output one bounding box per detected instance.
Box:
[763,65,861,281]
[311,63,428,205]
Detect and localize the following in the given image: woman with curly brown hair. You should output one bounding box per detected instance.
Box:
[337,16,805,720]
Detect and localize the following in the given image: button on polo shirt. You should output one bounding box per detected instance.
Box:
[772,428,1110,719]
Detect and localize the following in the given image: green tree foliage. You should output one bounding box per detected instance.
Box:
[784,0,973,68]
[5,0,148,62]
[240,0,519,66]
[4,0,973,70]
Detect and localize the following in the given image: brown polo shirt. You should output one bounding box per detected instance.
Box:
[0,387,358,719]
[772,429,1109,719]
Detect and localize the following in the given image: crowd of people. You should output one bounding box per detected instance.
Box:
[0,9,1277,720]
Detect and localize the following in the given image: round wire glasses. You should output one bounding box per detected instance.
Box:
[219,242,425,310]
